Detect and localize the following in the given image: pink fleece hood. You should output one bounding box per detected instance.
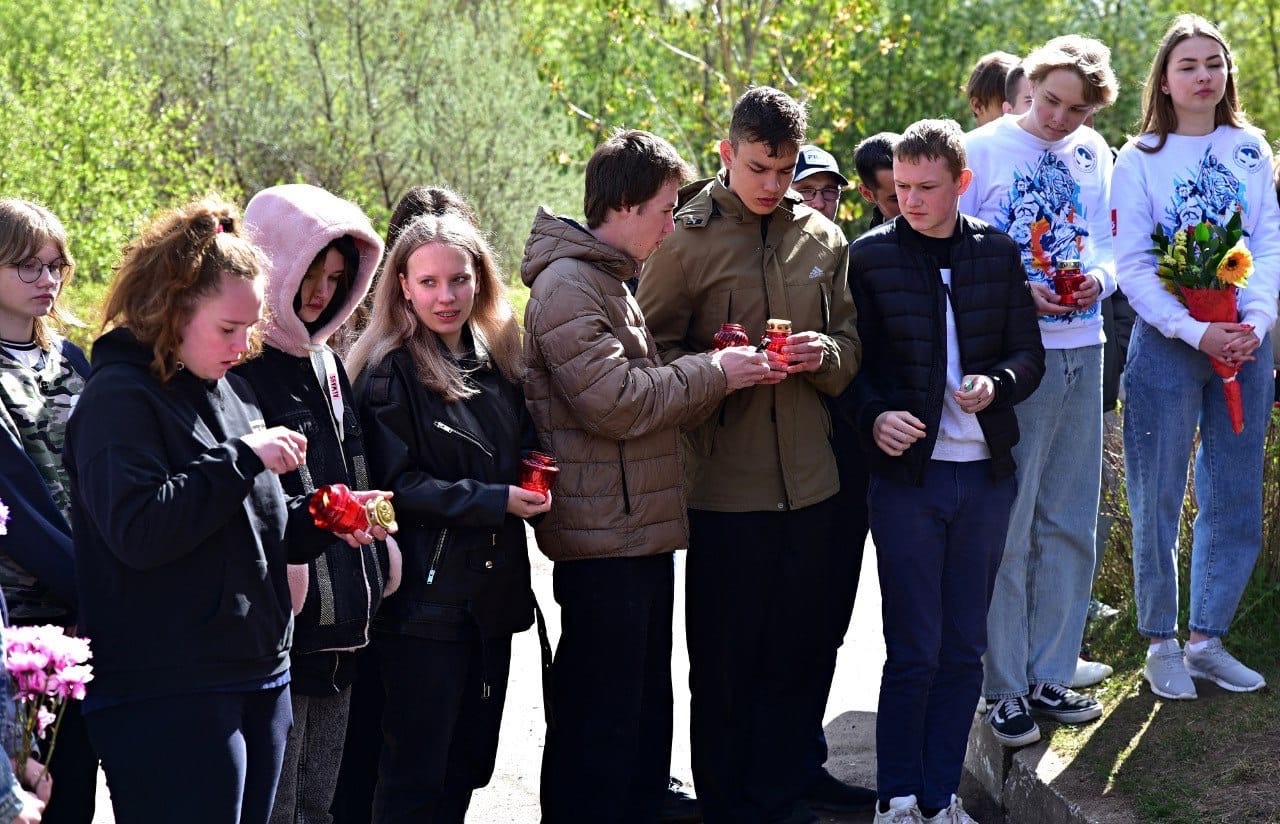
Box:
[244,184,384,357]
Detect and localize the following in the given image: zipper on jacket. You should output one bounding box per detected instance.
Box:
[426,529,449,584]
[434,420,494,459]
[617,442,632,514]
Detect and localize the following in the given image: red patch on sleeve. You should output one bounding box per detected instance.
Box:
[1111,209,1118,236]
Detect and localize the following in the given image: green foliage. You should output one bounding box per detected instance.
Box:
[0,0,223,342]
[111,0,579,276]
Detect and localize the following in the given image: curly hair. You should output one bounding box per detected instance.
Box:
[102,196,265,382]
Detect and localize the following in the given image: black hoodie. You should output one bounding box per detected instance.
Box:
[65,327,330,704]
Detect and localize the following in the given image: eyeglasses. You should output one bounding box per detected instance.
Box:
[6,258,71,284]
[796,186,844,203]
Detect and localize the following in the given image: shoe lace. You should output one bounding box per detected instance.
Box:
[1001,696,1030,719]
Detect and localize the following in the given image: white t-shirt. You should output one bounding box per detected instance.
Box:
[931,266,991,463]
[1111,125,1280,348]
[961,114,1116,350]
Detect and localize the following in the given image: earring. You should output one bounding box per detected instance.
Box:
[176,360,186,371]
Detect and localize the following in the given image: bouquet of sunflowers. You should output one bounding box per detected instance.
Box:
[1149,211,1254,433]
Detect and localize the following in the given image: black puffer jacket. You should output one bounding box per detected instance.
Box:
[843,215,1045,485]
[356,344,536,642]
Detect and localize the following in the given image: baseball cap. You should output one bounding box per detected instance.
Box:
[793,145,849,186]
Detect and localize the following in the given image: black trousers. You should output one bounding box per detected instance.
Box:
[803,433,870,782]
[86,685,291,824]
[686,501,837,823]
[41,697,100,824]
[540,553,675,824]
[373,633,512,824]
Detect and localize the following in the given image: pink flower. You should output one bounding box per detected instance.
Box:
[36,707,56,735]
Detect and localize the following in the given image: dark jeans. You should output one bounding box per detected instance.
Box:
[42,697,99,824]
[869,461,1015,809]
[373,633,512,824]
[804,435,870,783]
[687,502,837,823]
[540,553,675,824]
[331,646,383,824]
[86,685,292,824]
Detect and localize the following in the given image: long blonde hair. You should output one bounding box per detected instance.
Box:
[345,212,521,402]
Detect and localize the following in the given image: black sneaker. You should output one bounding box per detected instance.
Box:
[802,768,877,813]
[659,777,702,824]
[986,695,1041,747]
[1027,682,1103,724]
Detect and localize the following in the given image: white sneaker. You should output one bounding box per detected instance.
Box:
[1070,657,1114,689]
[921,794,978,823]
[1144,639,1197,700]
[875,794,923,824]
[1185,638,1266,692]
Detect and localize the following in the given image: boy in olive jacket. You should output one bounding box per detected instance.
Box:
[638,86,861,824]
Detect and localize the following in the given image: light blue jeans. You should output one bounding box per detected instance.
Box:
[984,345,1102,698]
[1123,320,1273,638]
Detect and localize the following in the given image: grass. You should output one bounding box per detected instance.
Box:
[1034,410,1280,823]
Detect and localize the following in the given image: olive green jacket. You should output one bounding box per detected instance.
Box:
[637,175,860,512]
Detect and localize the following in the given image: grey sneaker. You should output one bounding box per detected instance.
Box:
[1144,639,1197,700]
[874,795,923,824]
[1087,598,1120,622]
[921,795,978,824]
[1185,638,1266,692]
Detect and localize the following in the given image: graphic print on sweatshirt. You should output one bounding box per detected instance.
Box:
[1161,145,1257,235]
[995,149,1097,325]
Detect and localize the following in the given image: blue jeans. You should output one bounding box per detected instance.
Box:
[984,345,1102,698]
[1123,320,1273,638]
[870,461,1015,810]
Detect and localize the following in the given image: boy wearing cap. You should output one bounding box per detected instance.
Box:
[792,145,848,222]
[792,144,879,815]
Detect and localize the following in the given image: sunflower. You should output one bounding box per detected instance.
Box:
[1216,242,1253,288]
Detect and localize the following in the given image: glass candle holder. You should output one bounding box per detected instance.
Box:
[764,318,792,364]
[309,483,397,534]
[713,323,750,350]
[519,451,559,496]
[1052,259,1086,307]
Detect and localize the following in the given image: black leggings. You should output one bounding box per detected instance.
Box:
[85,686,292,824]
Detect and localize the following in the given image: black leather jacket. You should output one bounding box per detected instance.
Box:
[356,345,536,641]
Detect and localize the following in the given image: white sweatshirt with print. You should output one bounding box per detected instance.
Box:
[961,115,1117,350]
[1111,125,1280,348]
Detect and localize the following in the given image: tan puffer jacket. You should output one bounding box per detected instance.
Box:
[520,207,727,561]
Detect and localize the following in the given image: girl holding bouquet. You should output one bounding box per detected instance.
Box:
[0,199,99,822]
[1111,14,1280,699]
[347,208,548,823]
[64,198,388,824]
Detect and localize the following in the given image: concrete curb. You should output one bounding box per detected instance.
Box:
[964,718,1128,824]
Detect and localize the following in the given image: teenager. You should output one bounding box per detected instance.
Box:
[1112,14,1280,699]
[960,34,1119,747]
[0,198,99,824]
[349,210,549,823]
[65,197,386,824]
[847,117,1043,824]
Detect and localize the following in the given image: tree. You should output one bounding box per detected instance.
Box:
[114,0,580,274]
